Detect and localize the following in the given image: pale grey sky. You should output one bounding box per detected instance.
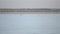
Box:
[0,0,60,9]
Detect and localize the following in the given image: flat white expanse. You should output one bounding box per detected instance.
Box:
[0,14,60,34]
[0,0,60,8]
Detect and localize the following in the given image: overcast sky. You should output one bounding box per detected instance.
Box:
[0,0,60,9]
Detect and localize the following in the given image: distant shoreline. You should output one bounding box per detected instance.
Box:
[0,8,60,12]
